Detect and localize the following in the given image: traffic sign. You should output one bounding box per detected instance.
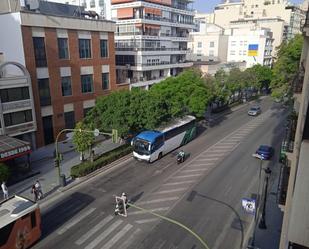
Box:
[241,198,256,215]
[94,129,100,137]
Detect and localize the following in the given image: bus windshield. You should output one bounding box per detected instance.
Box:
[133,138,151,155]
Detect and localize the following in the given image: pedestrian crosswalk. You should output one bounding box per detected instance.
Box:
[47,109,275,249]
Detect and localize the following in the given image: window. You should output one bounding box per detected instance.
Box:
[81,74,93,93]
[61,76,72,96]
[0,87,30,102]
[4,110,33,126]
[38,78,51,106]
[100,40,108,58]
[0,221,15,246]
[231,41,236,46]
[90,0,95,7]
[102,73,109,90]
[58,38,69,59]
[197,42,202,48]
[209,41,215,48]
[99,0,104,6]
[230,50,235,55]
[209,50,214,56]
[79,39,91,58]
[31,212,37,228]
[83,107,92,117]
[33,37,47,67]
[64,111,75,129]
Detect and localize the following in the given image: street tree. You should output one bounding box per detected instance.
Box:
[73,121,95,161]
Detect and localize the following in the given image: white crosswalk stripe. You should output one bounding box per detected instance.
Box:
[163,180,195,186]
[182,168,208,173]
[135,218,159,224]
[173,174,201,179]
[117,228,141,249]
[57,208,96,235]
[194,157,219,162]
[129,207,169,215]
[75,215,113,245]
[152,188,187,195]
[138,197,179,204]
[84,220,123,249]
[100,224,133,249]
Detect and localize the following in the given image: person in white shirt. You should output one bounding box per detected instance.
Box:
[1,181,8,200]
[34,180,43,199]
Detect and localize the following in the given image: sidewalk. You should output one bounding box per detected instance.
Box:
[3,136,121,202]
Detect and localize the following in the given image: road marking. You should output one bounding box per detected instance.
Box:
[224,186,232,196]
[194,157,219,162]
[190,163,214,168]
[152,187,186,195]
[117,228,141,249]
[163,180,195,186]
[173,174,201,179]
[182,168,208,173]
[57,208,96,235]
[101,224,133,249]
[129,207,169,215]
[84,220,123,249]
[138,197,179,204]
[135,218,159,224]
[75,215,113,245]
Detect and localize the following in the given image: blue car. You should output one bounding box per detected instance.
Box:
[256,145,274,160]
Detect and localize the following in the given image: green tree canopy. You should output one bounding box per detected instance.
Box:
[73,122,95,154]
[271,34,303,98]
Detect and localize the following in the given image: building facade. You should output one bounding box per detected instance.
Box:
[111,0,194,89]
[0,60,37,148]
[188,23,228,63]
[226,27,273,68]
[278,6,309,249]
[0,2,120,147]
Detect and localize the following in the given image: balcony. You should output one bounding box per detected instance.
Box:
[5,121,36,136]
[1,99,32,112]
[116,60,193,70]
[115,47,189,52]
[280,113,297,158]
[144,15,194,25]
[277,162,290,208]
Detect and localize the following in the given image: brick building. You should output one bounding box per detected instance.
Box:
[0,1,124,148]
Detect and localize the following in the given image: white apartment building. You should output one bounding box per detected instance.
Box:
[111,0,194,89]
[47,0,112,19]
[188,23,228,62]
[226,27,273,68]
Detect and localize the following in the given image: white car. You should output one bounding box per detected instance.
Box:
[248,106,261,116]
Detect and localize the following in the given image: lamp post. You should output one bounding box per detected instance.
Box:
[258,167,272,229]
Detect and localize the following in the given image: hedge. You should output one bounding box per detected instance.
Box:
[70,144,132,178]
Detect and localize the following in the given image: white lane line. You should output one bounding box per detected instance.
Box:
[135,218,159,224]
[101,224,133,249]
[152,187,187,195]
[182,168,208,173]
[194,157,219,162]
[224,186,232,196]
[84,220,123,249]
[163,180,195,186]
[75,215,113,245]
[138,197,179,205]
[198,152,226,157]
[190,163,214,168]
[57,208,96,235]
[173,174,201,179]
[117,228,141,249]
[129,207,169,215]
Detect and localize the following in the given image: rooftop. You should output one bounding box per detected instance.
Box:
[0,195,38,229]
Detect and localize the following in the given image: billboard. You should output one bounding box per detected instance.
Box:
[248,44,258,56]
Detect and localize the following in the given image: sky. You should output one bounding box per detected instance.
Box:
[193,0,305,13]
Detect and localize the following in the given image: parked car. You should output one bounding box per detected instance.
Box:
[255,145,274,160]
[248,106,261,116]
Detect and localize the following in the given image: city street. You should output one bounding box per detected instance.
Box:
[32,97,285,249]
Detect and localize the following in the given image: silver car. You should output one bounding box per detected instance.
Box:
[248,106,261,116]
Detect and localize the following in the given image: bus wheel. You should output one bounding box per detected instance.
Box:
[158,153,163,160]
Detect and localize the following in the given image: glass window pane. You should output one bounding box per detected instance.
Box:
[81,74,93,93]
[58,38,69,59]
[33,37,47,67]
[102,73,109,90]
[100,40,108,57]
[61,76,72,96]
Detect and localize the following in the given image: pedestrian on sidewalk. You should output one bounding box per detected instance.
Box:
[35,180,43,199]
[1,181,8,200]
[31,184,38,202]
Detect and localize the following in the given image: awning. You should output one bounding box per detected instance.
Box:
[0,135,31,162]
[117,8,134,19]
[144,7,162,16]
[145,24,161,30]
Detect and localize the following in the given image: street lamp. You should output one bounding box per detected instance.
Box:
[258,167,272,229]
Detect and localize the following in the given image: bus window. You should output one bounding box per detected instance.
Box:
[0,221,15,247]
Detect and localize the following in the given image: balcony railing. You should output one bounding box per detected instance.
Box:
[5,121,36,135]
[1,99,32,112]
[292,63,305,94]
[277,163,290,206]
[115,31,188,38]
[144,15,194,25]
[116,47,189,51]
[305,5,309,27]
[117,60,192,67]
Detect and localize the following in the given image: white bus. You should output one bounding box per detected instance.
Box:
[132,115,197,162]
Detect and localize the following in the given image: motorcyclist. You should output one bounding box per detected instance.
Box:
[178,150,185,162]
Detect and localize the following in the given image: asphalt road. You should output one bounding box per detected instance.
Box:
[32,97,286,249]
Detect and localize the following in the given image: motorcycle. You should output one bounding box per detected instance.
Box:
[177,151,188,164]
